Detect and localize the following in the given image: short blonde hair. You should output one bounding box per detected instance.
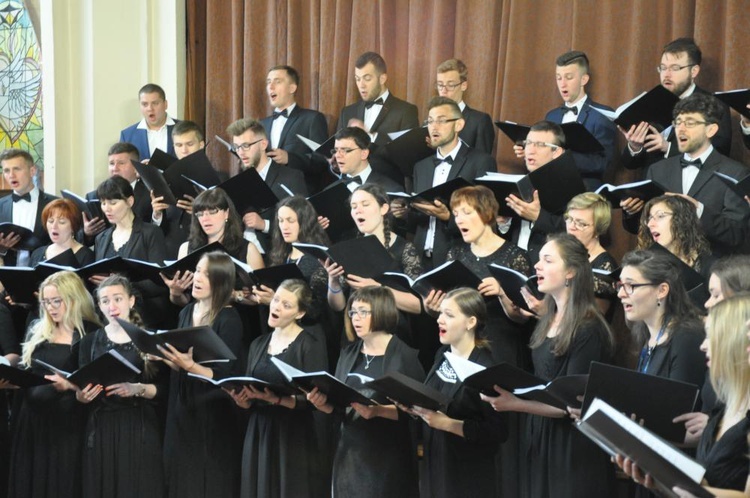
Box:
[565,192,611,237]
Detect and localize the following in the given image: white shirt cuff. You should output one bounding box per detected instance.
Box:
[263,220,270,233]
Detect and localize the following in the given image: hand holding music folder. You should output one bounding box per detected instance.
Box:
[33,350,141,389]
[364,371,451,412]
[292,236,398,278]
[306,181,356,241]
[0,222,43,252]
[232,262,305,290]
[186,372,297,396]
[590,85,680,130]
[391,177,473,207]
[133,161,178,205]
[163,149,221,201]
[445,352,588,411]
[270,357,376,408]
[524,151,587,215]
[61,190,110,227]
[404,260,483,297]
[581,361,699,443]
[577,398,714,498]
[486,264,542,313]
[0,364,52,388]
[595,179,668,206]
[116,318,237,364]
[473,172,533,217]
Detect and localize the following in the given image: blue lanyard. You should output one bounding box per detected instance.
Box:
[637,323,667,373]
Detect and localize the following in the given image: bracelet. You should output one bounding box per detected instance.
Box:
[328,285,342,294]
[134,384,146,397]
[186,360,196,371]
[272,395,282,405]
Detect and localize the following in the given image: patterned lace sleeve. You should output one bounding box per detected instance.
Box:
[592,254,617,299]
[506,244,532,276]
[400,241,425,280]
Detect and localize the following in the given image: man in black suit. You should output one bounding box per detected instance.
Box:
[0,149,57,267]
[621,93,749,256]
[332,127,403,192]
[83,142,152,243]
[227,118,307,252]
[436,58,495,155]
[394,97,495,268]
[620,38,732,171]
[261,65,330,194]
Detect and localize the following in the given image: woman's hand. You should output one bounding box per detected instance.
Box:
[520,287,546,316]
[614,455,656,489]
[156,344,196,372]
[44,372,76,392]
[323,258,345,281]
[75,383,103,403]
[346,274,378,290]
[411,406,454,432]
[350,402,383,420]
[251,284,275,305]
[673,412,709,446]
[160,270,194,295]
[480,385,520,412]
[88,274,110,286]
[0,379,19,390]
[307,387,333,414]
[478,277,503,297]
[105,382,143,398]
[422,289,446,315]
[225,387,252,409]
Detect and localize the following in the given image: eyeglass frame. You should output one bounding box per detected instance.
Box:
[424,117,461,126]
[330,147,360,156]
[435,81,462,91]
[615,281,658,296]
[41,297,64,309]
[563,215,592,230]
[672,118,709,129]
[347,308,373,319]
[656,63,697,74]
[522,140,560,150]
[232,138,264,152]
[646,211,673,223]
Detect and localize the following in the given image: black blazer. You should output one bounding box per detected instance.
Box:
[623,149,750,255]
[502,209,565,265]
[460,104,496,155]
[263,161,308,200]
[337,93,419,146]
[158,206,191,260]
[0,191,57,266]
[261,105,329,193]
[363,169,404,193]
[621,85,733,171]
[410,144,496,266]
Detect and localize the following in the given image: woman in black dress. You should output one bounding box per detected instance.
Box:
[156,251,244,498]
[482,233,616,498]
[409,287,507,498]
[9,271,100,498]
[77,275,166,498]
[29,199,95,267]
[229,279,328,498]
[308,286,424,498]
[93,176,171,328]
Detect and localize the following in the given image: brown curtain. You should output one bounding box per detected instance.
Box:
[185,0,750,257]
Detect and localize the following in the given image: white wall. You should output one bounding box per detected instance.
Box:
[38,0,185,195]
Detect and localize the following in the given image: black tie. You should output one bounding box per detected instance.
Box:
[272,109,288,119]
[433,156,454,166]
[364,97,384,109]
[680,157,702,169]
[561,106,578,116]
[12,192,31,203]
[347,175,363,185]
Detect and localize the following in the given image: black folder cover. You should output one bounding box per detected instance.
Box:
[149,148,178,171]
[187,373,297,396]
[365,371,451,411]
[133,161,178,205]
[595,180,667,205]
[0,222,43,251]
[307,181,356,241]
[293,236,398,278]
[163,149,221,201]
[487,264,541,312]
[714,89,750,119]
[382,126,433,177]
[525,152,586,215]
[61,190,109,226]
[0,364,52,387]
[34,350,140,388]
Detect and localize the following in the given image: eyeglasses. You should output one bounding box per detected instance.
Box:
[232,138,263,152]
[41,298,64,309]
[656,63,696,74]
[615,281,657,296]
[195,208,221,218]
[672,118,708,129]
[436,82,462,91]
[522,140,559,150]
[330,147,360,156]
[347,308,372,319]
[424,117,461,126]
[646,211,673,223]
[564,216,592,230]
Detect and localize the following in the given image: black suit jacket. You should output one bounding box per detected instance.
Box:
[743,131,750,151]
[0,191,57,266]
[411,144,496,266]
[261,105,329,193]
[502,209,565,265]
[158,206,191,260]
[460,104,495,155]
[621,85,733,171]
[337,93,419,146]
[363,169,404,192]
[624,149,750,255]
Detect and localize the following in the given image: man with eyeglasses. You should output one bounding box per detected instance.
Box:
[621,93,748,256]
[620,38,732,172]
[536,50,616,190]
[227,118,307,252]
[331,127,403,193]
[501,121,569,263]
[399,97,495,268]
[260,65,329,194]
[435,58,495,154]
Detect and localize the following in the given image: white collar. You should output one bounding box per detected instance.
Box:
[137,115,176,131]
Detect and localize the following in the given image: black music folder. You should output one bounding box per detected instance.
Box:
[473,173,533,217]
[307,181,356,241]
[495,120,604,153]
[595,179,667,206]
[525,151,586,215]
[61,190,109,226]
[160,241,224,279]
[406,260,483,297]
[149,148,178,171]
[0,250,83,304]
[297,133,337,159]
[0,223,43,251]
[163,149,221,201]
[116,319,237,363]
[487,264,542,312]
[0,364,52,388]
[34,349,141,388]
[292,236,398,278]
[187,372,297,396]
[133,161,178,205]
[382,127,434,177]
[365,371,451,411]
[591,85,679,130]
[184,167,280,215]
[242,263,306,290]
[713,170,750,199]
[714,89,750,119]
[581,362,700,443]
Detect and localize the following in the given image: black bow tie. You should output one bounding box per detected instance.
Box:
[272,109,288,119]
[561,106,578,116]
[433,156,454,166]
[347,175,363,185]
[364,97,384,109]
[12,192,31,203]
[680,157,702,169]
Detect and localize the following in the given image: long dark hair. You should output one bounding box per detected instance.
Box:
[636,195,709,266]
[352,184,395,249]
[195,251,236,326]
[530,233,612,356]
[621,249,702,345]
[187,188,246,257]
[268,196,331,266]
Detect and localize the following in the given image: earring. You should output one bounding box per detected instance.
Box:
[656,299,661,307]
[225,219,228,224]
[564,279,570,287]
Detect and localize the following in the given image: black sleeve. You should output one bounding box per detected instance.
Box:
[0,305,20,356]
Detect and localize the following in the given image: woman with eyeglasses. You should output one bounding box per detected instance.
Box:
[404,287,507,498]
[308,286,424,498]
[620,293,750,498]
[92,176,171,328]
[165,188,265,307]
[77,275,166,498]
[229,279,328,498]
[156,251,245,498]
[563,193,617,316]
[9,271,100,498]
[481,233,616,498]
[636,194,714,280]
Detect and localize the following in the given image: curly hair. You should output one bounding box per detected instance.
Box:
[636,195,710,266]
